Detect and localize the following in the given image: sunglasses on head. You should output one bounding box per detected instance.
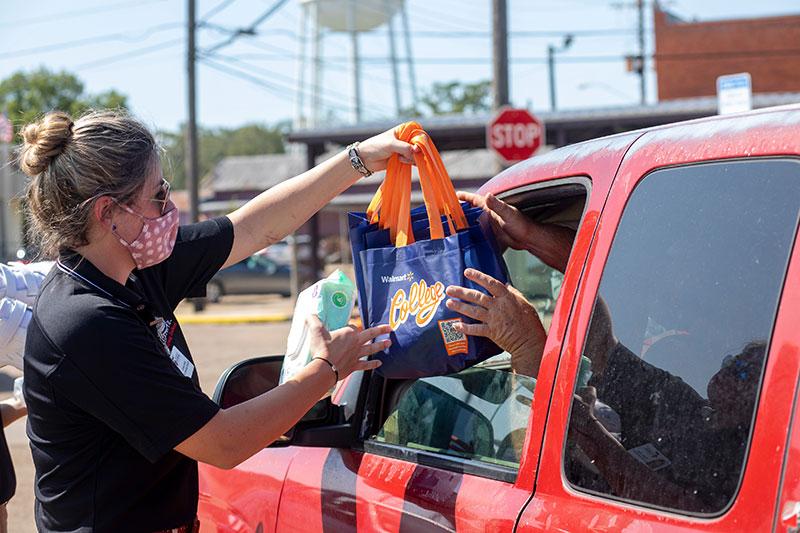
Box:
[150,177,171,215]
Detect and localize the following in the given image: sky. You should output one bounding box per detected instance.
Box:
[1,0,798,133]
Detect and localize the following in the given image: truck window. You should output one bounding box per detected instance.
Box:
[375,368,535,468]
[564,159,800,515]
[367,180,588,479]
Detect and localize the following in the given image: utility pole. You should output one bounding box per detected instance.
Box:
[346,0,362,123]
[399,4,418,109]
[186,0,199,223]
[548,35,573,111]
[492,0,509,109]
[637,0,646,105]
[615,0,647,105]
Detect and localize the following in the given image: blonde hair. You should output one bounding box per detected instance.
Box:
[18,109,158,257]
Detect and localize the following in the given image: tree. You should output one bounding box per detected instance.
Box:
[160,122,288,190]
[403,79,492,117]
[0,68,128,140]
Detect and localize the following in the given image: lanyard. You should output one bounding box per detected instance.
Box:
[56,259,166,346]
[56,259,134,310]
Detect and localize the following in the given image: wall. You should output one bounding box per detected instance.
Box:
[654,6,800,100]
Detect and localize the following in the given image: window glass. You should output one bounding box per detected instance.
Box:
[565,159,800,514]
[505,250,562,332]
[375,367,535,468]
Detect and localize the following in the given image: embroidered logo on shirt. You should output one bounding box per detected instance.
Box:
[154,317,176,349]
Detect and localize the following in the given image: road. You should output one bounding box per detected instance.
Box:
[1,296,293,532]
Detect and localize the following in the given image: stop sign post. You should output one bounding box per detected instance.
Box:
[486,107,544,165]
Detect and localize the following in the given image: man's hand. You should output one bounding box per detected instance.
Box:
[457,191,533,252]
[445,268,546,377]
[457,191,576,273]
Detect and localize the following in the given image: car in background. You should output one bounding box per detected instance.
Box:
[206,254,291,302]
[260,235,312,265]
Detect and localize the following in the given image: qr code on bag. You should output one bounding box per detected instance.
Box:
[438,318,468,356]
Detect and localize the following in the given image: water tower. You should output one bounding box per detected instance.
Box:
[295,0,417,127]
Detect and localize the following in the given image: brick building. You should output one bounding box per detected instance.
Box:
[654,5,800,100]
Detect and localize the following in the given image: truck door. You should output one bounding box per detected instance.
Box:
[518,110,800,531]
[274,133,638,532]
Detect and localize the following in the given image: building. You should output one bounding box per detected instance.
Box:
[654,5,800,100]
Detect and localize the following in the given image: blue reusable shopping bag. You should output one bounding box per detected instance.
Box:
[349,203,483,320]
[348,122,508,378]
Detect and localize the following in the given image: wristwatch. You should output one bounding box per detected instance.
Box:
[346,142,373,178]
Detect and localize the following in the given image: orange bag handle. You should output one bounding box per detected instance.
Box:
[409,131,467,235]
[366,124,410,227]
[394,158,414,247]
[364,122,466,247]
[421,136,468,230]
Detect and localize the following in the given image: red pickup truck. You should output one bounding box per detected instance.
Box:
[198,104,800,532]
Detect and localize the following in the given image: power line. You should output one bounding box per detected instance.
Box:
[203,53,395,115]
[224,49,420,95]
[73,38,185,71]
[652,48,800,61]
[404,4,484,32]
[199,48,800,65]
[200,56,372,116]
[236,35,297,57]
[0,0,168,28]
[373,28,639,38]
[204,55,393,118]
[203,0,291,55]
[199,0,238,24]
[0,22,182,60]
[200,21,299,41]
[226,26,638,40]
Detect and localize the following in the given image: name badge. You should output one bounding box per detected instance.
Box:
[170,345,195,378]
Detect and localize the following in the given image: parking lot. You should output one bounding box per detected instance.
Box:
[1,296,293,532]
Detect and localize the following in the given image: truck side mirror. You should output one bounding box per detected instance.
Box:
[212,356,355,447]
[213,355,284,409]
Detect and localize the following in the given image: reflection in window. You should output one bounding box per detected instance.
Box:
[376,368,536,468]
[505,250,562,332]
[565,160,800,514]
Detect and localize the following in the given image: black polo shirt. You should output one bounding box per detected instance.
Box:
[24,216,234,533]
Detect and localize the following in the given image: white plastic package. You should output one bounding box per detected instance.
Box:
[280,270,356,395]
[13,377,24,407]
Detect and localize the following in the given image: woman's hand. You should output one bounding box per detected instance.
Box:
[445,268,546,377]
[356,127,419,172]
[307,315,390,381]
[457,191,576,273]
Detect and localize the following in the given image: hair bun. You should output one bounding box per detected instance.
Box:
[19,111,74,176]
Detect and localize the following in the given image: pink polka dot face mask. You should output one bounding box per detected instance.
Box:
[111,200,179,270]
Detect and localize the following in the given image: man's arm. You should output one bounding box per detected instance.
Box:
[456,191,576,273]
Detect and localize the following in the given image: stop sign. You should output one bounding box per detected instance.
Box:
[486,107,543,165]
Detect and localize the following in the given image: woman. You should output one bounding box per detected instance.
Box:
[18,110,415,533]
